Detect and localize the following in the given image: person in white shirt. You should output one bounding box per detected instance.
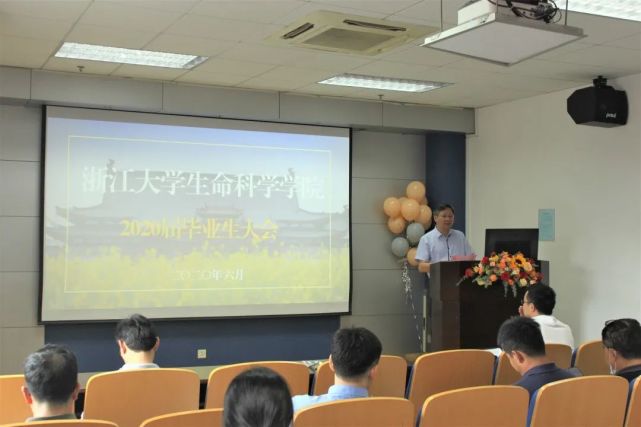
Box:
[519,284,575,348]
[115,314,160,370]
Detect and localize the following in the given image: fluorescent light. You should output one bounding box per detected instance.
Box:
[319,74,451,92]
[422,13,584,66]
[55,43,208,69]
[562,0,641,22]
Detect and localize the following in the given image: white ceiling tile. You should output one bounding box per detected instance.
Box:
[392,0,465,27]
[376,45,461,67]
[195,58,276,77]
[251,65,335,84]
[237,78,303,91]
[97,0,199,13]
[78,1,183,33]
[166,13,280,42]
[43,57,121,75]
[144,34,237,57]
[308,0,421,15]
[219,43,311,65]
[567,12,641,44]
[557,45,641,72]
[283,51,372,72]
[602,33,641,50]
[0,13,74,40]
[66,24,158,49]
[351,60,434,81]
[111,64,189,81]
[273,1,387,26]
[190,1,306,24]
[176,70,249,86]
[507,59,626,81]
[0,35,58,68]
[0,0,90,21]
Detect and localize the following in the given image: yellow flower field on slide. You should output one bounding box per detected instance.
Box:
[44,247,350,309]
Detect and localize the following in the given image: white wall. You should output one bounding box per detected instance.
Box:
[467,73,641,344]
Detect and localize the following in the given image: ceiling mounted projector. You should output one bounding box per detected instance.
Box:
[422,0,585,66]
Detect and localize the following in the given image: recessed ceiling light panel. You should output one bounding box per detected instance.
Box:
[55,43,208,69]
[319,73,451,92]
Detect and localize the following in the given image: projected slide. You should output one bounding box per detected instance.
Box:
[41,107,351,321]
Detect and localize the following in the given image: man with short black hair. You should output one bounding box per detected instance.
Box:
[115,313,160,370]
[498,317,575,397]
[602,318,641,382]
[415,203,475,273]
[292,327,382,411]
[21,344,80,421]
[519,284,574,348]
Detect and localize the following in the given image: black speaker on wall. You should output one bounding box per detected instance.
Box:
[567,76,628,127]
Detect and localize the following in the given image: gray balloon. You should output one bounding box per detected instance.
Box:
[406,222,425,245]
[391,237,410,258]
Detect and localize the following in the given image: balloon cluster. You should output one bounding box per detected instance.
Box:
[383,181,432,267]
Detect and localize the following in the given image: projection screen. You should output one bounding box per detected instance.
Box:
[41,106,351,321]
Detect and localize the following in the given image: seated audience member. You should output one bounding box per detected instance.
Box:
[602,318,641,382]
[292,326,382,411]
[223,367,293,427]
[498,317,576,397]
[519,284,575,348]
[115,313,160,370]
[21,344,80,421]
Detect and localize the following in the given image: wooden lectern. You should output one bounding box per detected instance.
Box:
[425,260,549,352]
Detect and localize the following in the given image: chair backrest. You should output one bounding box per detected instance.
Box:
[545,343,573,369]
[312,355,407,397]
[293,397,414,427]
[625,376,641,427]
[140,408,223,427]
[205,361,310,408]
[494,351,521,385]
[418,385,529,427]
[494,344,573,385]
[406,349,495,419]
[573,340,609,375]
[83,368,200,427]
[0,374,31,424]
[529,375,629,427]
[2,421,118,427]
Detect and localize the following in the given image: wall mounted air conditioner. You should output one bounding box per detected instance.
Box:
[267,10,438,56]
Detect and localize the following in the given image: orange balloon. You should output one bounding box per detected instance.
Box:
[407,247,419,267]
[383,197,401,217]
[419,197,428,206]
[417,205,433,227]
[401,198,419,221]
[406,181,426,202]
[387,216,406,234]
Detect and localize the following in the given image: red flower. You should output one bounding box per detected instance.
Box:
[481,256,489,265]
[465,268,474,278]
[500,272,510,281]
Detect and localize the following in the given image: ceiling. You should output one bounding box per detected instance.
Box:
[0,0,639,109]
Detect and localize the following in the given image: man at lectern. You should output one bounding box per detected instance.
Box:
[415,203,475,273]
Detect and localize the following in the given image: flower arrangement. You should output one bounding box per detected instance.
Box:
[463,251,543,297]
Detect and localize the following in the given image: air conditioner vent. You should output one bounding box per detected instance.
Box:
[343,19,407,32]
[282,22,314,39]
[267,10,437,55]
